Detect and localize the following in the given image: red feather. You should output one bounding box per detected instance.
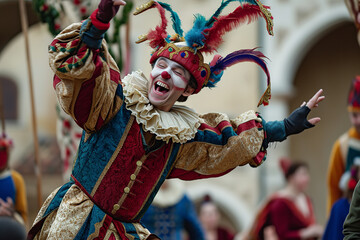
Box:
[147,3,168,49]
[202,4,264,53]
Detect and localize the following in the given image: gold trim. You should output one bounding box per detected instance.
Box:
[257,85,271,107]
[255,0,274,36]
[104,223,121,240]
[111,154,148,215]
[91,116,135,197]
[87,214,106,239]
[135,34,148,44]
[133,223,152,240]
[155,43,211,82]
[348,106,360,112]
[84,132,91,142]
[133,0,155,15]
[132,144,174,220]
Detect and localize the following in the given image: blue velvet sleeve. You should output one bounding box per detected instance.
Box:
[80,19,107,49]
[262,119,287,148]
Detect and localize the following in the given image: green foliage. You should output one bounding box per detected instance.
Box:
[32,0,134,72]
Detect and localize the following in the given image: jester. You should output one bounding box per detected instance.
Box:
[28,0,324,239]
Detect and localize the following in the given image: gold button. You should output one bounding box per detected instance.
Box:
[130,174,136,181]
[113,204,120,211]
[124,187,130,194]
[136,161,142,167]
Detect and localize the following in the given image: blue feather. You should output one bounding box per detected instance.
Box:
[206,49,270,88]
[207,71,224,88]
[185,14,207,51]
[158,1,184,37]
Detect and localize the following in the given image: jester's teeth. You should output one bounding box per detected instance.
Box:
[156,81,169,90]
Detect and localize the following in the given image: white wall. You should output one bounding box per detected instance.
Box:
[0,23,56,166]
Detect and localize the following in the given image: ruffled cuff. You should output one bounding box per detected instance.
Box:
[80,17,107,49]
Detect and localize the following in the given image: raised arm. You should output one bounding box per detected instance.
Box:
[49,0,126,133]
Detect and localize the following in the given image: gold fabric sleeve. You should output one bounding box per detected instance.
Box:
[174,110,265,175]
[49,22,122,133]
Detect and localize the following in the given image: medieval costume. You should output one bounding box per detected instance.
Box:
[215,228,235,240]
[56,104,83,182]
[28,0,322,239]
[324,198,350,239]
[141,180,204,240]
[247,194,316,240]
[327,76,360,212]
[0,169,28,224]
[324,158,360,239]
[246,160,322,240]
[343,182,360,239]
[0,135,27,240]
[199,195,235,240]
[0,135,27,225]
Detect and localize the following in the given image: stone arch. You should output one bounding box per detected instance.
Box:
[271,5,352,95]
[260,4,359,223]
[0,0,40,54]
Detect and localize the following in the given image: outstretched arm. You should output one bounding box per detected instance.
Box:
[169,90,325,180]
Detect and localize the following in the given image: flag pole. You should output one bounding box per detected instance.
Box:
[18,0,43,209]
[0,83,5,135]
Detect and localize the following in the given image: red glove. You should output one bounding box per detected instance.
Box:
[97,0,125,23]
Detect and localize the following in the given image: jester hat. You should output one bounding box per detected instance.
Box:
[133,0,274,106]
[348,76,360,112]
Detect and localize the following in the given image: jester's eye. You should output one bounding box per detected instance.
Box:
[157,60,167,69]
[173,69,184,76]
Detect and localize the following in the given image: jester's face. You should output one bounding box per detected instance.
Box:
[148,57,194,112]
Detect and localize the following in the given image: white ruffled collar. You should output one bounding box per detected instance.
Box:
[122,71,200,144]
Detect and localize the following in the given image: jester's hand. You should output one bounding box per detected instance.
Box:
[97,0,126,23]
[284,89,325,136]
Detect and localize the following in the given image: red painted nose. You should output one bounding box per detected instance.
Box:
[161,71,171,79]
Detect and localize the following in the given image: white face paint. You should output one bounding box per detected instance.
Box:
[148,57,192,112]
[151,57,190,90]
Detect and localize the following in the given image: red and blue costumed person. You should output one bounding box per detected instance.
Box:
[28,0,324,239]
[0,134,28,240]
[327,76,360,212]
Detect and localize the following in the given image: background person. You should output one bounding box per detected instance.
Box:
[323,162,360,240]
[327,76,360,213]
[141,179,205,240]
[247,159,323,240]
[199,195,235,240]
[0,134,27,240]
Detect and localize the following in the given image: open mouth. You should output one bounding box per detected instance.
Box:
[154,81,170,93]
